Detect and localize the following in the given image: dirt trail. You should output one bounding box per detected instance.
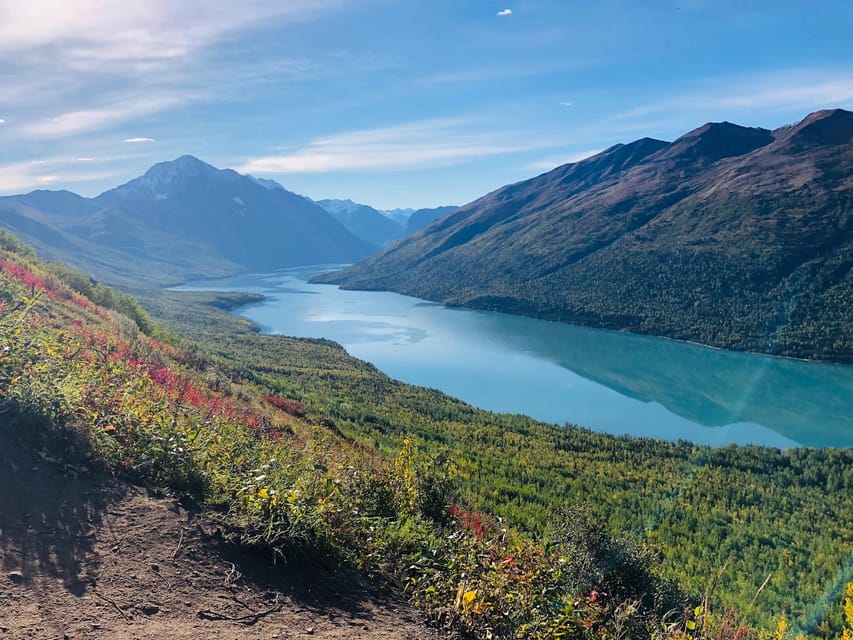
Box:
[0,435,439,640]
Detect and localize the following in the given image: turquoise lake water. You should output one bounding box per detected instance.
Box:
[178,266,853,449]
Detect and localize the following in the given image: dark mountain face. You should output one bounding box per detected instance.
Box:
[314,199,404,247]
[0,156,374,285]
[656,122,773,167]
[404,205,458,234]
[780,108,853,149]
[95,156,373,270]
[317,109,853,362]
[9,190,99,218]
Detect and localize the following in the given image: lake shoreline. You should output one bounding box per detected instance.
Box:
[172,268,853,449]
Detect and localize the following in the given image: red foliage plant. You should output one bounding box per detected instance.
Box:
[1,259,56,299]
[0,259,97,312]
[448,503,494,542]
[263,395,306,417]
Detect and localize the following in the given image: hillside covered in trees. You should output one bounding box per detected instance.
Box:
[319,109,853,363]
[1,230,848,638]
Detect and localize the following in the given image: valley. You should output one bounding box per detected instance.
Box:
[0,108,850,640]
[2,4,852,639]
[176,267,853,449]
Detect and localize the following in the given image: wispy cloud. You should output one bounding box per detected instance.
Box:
[0,1,351,141]
[560,101,573,107]
[0,0,346,60]
[0,157,123,194]
[618,69,853,120]
[526,149,604,172]
[420,61,590,87]
[497,9,513,17]
[23,96,187,139]
[123,138,157,144]
[0,118,5,124]
[238,118,554,174]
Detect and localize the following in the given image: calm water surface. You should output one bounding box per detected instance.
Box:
[178,266,853,449]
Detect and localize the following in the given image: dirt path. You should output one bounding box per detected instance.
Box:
[0,436,440,640]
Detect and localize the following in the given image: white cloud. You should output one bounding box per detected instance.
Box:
[0,1,350,141]
[0,118,5,124]
[560,101,573,107]
[420,61,589,87]
[238,118,554,174]
[618,69,853,120]
[0,0,345,60]
[0,157,122,194]
[497,9,513,16]
[22,95,186,138]
[123,137,157,144]
[526,149,604,171]
[76,157,95,162]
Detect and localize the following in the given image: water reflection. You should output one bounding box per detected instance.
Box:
[474,312,853,447]
[176,268,853,449]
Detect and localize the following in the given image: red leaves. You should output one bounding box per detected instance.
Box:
[0,258,96,311]
[263,395,306,417]
[448,503,493,542]
[148,363,261,429]
[1,258,54,298]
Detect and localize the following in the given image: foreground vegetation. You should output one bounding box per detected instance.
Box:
[140,288,852,638]
[1,230,851,638]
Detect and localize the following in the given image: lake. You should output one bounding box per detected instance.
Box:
[177,266,853,449]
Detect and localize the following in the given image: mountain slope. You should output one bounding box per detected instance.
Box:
[404,205,458,234]
[0,157,374,286]
[318,109,853,362]
[315,198,404,247]
[0,232,693,639]
[3,230,850,636]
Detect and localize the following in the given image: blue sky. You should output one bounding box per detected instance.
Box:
[0,0,851,209]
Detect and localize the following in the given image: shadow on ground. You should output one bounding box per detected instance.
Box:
[0,417,121,597]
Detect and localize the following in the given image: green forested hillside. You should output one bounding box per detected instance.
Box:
[1,230,851,638]
[319,109,853,362]
[139,287,853,638]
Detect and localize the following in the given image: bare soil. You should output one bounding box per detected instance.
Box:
[0,435,440,640]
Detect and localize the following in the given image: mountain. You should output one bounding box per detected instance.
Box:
[249,175,287,191]
[317,109,853,362]
[312,199,461,244]
[404,205,458,234]
[380,207,415,225]
[314,198,404,247]
[0,156,374,285]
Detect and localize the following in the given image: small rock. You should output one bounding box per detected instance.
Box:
[7,571,24,584]
[150,563,160,573]
[305,627,314,635]
[139,603,160,615]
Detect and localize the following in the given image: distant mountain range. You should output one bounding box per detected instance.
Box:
[312,199,459,247]
[317,109,853,362]
[0,156,377,286]
[313,199,404,247]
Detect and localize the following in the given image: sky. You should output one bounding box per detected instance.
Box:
[0,0,851,209]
